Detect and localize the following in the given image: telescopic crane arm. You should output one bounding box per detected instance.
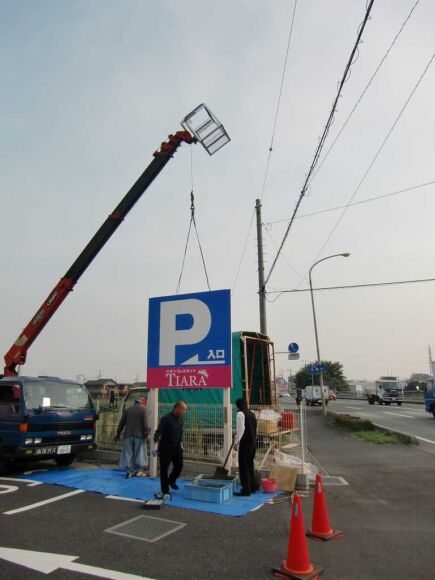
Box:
[4,130,195,376]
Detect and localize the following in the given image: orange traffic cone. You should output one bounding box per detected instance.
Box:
[307,474,343,541]
[273,494,323,579]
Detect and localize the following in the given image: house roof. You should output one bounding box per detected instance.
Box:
[84,379,118,387]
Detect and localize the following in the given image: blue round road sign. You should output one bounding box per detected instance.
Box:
[288,343,299,353]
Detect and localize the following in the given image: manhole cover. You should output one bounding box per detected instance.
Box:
[322,476,349,486]
[105,515,186,543]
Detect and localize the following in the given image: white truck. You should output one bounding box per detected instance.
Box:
[366,376,404,406]
[304,385,329,406]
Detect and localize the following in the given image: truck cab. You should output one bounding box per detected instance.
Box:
[367,376,404,406]
[424,378,435,418]
[0,376,97,472]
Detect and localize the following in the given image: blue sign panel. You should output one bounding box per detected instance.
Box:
[309,364,325,374]
[288,342,299,353]
[147,289,231,388]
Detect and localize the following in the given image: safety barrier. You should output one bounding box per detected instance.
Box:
[96,402,305,468]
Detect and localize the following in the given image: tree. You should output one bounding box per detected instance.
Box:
[295,360,348,391]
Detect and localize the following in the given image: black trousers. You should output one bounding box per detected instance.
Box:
[159,445,183,494]
[238,442,256,494]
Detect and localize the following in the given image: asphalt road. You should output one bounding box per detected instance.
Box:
[0,461,297,580]
[330,398,435,446]
[1,417,434,580]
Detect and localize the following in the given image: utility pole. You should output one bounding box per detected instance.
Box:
[255,199,267,336]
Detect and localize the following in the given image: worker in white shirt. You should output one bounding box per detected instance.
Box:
[233,398,258,497]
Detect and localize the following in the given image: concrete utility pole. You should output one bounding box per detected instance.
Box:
[255,199,267,336]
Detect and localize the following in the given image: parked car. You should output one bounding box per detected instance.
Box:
[328,390,337,401]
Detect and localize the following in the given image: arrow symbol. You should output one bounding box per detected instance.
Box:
[0,547,154,579]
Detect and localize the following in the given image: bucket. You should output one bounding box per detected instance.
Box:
[280,411,296,429]
[261,478,278,493]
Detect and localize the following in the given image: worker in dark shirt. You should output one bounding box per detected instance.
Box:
[233,397,258,496]
[153,400,187,500]
[115,397,148,478]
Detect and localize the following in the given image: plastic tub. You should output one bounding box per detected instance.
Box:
[183,480,233,503]
[261,478,278,493]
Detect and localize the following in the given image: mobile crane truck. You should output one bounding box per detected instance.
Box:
[0,104,229,472]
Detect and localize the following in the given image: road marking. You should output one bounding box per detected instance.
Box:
[0,485,18,495]
[345,406,362,410]
[3,489,84,515]
[0,477,42,487]
[383,412,415,419]
[373,423,435,445]
[105,495,144,503]
[0,546,153,579]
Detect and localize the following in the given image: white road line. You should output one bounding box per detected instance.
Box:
[0,477,42,486]
[105,495,143,503]
[345,406,362,410]
[4,489,84,515]
[383,412,415,419]
[373,423,435,446]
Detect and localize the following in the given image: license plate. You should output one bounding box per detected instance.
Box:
[57,445,71,454]
[35,447,57,455]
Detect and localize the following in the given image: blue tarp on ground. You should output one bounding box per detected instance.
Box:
[19,468,278,517]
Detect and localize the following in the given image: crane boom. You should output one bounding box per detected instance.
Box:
[4,130,195,376]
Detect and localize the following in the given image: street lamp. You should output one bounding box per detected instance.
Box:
[309,252,350,415]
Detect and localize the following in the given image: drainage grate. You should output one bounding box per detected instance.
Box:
[322,476,349,486]
[105,515,186,543]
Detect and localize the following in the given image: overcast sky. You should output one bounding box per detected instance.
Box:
[1,0,434,383]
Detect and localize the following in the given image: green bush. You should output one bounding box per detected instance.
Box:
[332,414,375,432]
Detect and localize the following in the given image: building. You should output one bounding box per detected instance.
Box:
[84,379,118,400]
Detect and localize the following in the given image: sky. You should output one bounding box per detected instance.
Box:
[1,0,434,383]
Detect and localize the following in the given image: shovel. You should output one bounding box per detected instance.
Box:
[213,442,234,479]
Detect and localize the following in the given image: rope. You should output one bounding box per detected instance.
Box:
[176,160,212,293]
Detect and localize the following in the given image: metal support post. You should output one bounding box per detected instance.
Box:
[223,388,233,471]
[148,388,159,477]
[256,199,267,336]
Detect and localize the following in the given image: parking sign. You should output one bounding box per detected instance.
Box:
[147,289,231,388]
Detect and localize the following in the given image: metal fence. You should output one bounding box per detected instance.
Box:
[96,402,305,469]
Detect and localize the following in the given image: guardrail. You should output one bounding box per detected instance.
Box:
[336,392,424,404]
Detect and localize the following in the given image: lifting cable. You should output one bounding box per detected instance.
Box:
[176,151,211,293]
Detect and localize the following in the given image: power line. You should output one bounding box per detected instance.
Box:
[309,0,421,187]
[232,0,299,293]
[267,276,435,300]
[299,50,435,288]
[264,0,376,288]
[264,226,303,279]
[264,179,435,225]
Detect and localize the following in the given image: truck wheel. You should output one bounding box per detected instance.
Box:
[55,454,75,467]
[368,399,374,405]
[385,402,391,406]
[397,402,402,406]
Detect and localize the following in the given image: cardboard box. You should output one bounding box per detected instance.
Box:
[258,419,279,434]
[268,464,298,492]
